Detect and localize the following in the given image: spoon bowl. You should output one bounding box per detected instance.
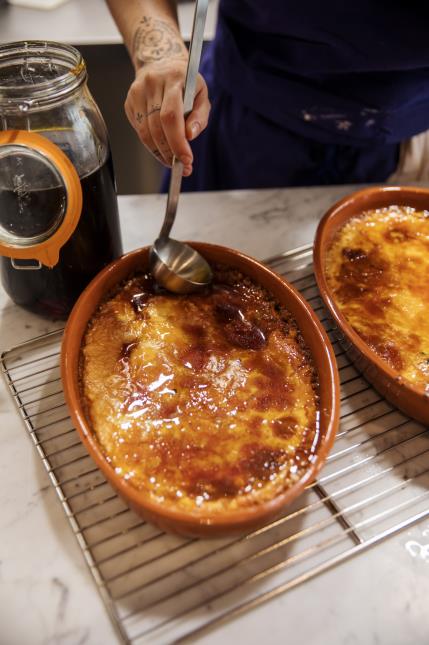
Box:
[150,237,213,293]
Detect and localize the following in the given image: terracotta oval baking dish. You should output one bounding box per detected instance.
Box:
[61,242,339,537]
[314,185,429,425]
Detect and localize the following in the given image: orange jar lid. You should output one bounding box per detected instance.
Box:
[0,130,82,267]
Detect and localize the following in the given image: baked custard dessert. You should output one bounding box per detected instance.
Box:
[80,266,320,513]
[325,206,429,391]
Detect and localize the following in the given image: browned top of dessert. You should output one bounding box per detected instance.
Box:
[325,206,429,391]
[80,266,320,513]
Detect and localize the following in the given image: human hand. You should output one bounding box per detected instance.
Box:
[125,58,210,176]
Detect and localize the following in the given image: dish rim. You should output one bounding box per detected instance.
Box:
[61,242,340,532]
[313,184,429,401]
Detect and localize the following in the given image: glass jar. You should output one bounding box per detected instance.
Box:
[0,41,123,319]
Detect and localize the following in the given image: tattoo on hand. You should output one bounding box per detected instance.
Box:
[135,105,161,125]
[146,104,161,117]
[132,16,187,65]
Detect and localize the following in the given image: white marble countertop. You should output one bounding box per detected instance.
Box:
[1,185,429,645]
[0,0,219,45]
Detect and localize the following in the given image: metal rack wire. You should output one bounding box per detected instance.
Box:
[2,244,429,645]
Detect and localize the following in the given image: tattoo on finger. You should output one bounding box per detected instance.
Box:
[146,104,161,117]
[152,148,172,166]
[136,105,161,124]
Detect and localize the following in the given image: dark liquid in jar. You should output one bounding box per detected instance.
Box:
[0,154,123,319]
[0,185,65,238]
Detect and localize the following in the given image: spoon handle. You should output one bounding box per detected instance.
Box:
[183,0,209,116]
[159,0,209,241]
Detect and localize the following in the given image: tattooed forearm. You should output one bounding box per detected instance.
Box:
[132,16,188,66]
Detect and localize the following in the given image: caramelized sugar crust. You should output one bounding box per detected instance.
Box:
[81,267,319,513]
[325,206,429,391]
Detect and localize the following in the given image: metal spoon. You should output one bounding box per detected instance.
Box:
[149,0,213,294]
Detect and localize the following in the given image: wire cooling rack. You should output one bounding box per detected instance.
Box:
[2,244,429,644]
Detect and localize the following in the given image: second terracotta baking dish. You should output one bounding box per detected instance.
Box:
[314,185,429,425]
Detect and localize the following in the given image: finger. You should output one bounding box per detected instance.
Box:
[185,78,211,141]
[146,101,175,166]
[125,97,168,166]
[160,86,194,166]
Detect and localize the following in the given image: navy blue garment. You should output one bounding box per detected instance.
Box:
[173,1,429,191]
[178,54,399,191]
[213,1,429,145]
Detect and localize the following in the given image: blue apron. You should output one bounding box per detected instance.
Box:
[177,1,429,191]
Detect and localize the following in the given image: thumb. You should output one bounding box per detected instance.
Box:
[185,77,211,140]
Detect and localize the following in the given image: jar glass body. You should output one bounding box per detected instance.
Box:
[0,41,123,319]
